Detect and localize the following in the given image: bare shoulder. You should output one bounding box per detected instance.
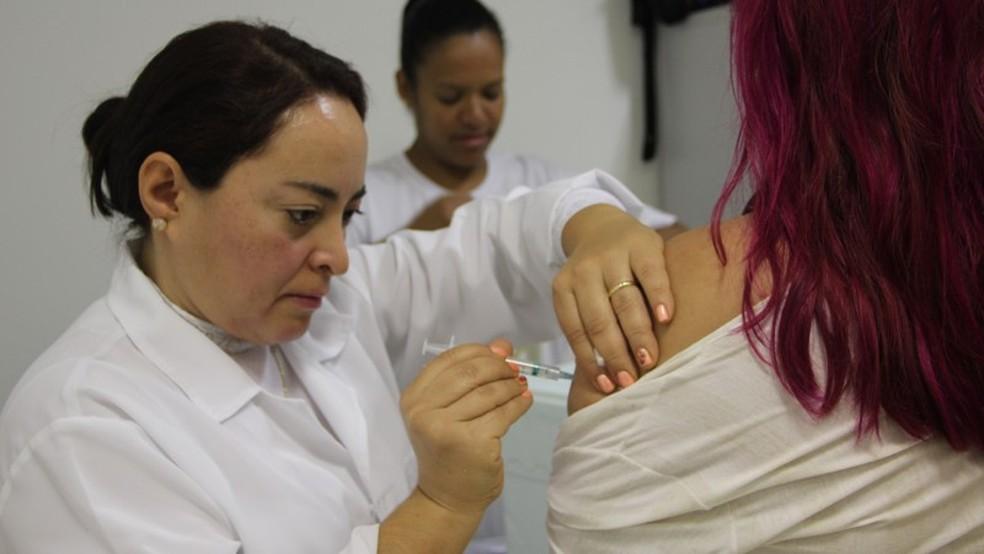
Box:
[653,216,750,366]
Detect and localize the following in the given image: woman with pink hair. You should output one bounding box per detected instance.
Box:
[548,1,984,551]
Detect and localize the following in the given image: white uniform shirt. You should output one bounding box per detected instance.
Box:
[347,151,678,367]
[0,171,655,553]
[346,151,575,246]
[548,311,984,552]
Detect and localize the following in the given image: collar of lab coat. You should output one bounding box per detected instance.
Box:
[106,245,355,422]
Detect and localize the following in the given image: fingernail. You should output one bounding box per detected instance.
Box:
[518,375,528,385]
[656,304,671,323]
[509,362,520,374]
[522,389,533,398]
[617,371,636,388]
[490,345,509,357]
[596,374,615,393]
[636,347,653,368]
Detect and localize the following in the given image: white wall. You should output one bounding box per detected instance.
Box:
[657,5,740,227]
[0,1,736,402]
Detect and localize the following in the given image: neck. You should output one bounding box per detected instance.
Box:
[405,142,487,192]
[137,238,164,294]
[136,239,256,353]
[137,238,200,322]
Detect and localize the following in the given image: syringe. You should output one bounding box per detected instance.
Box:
[422,338,574,381]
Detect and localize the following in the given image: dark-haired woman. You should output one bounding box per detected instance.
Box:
[0,19,675,553]
[548,0,984,551]
[349,0,684,240]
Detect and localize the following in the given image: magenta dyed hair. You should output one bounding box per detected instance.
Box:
[712,0,984,448]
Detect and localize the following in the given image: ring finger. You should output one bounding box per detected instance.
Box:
[607,280,660,372]
[573,275,639,386]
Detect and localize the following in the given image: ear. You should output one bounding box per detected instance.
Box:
[396,69,415,109]
[137,151,190,226]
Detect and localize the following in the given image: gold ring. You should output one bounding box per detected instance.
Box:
[606,280,638,298]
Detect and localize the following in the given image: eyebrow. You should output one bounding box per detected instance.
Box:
[285,181,367,203]
[437,79,504,90]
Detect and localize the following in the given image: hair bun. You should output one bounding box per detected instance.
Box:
[81,96,126,154]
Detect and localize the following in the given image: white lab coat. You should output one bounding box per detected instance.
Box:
[0,171,653,553]
[345,151,576,246]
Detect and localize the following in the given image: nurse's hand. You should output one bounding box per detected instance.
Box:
[554,204,673,394]
[400,339,531,515]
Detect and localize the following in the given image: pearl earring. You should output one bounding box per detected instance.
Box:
[151,218,167,232]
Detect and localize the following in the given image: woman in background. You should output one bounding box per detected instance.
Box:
[549,0,984,551]
[349,0,683,244]
[0,20,674,553]
[347,0,570,241]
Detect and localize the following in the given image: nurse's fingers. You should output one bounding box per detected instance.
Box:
[553,274,609,391]
[607,278,661,372]
[469,389,534,439]
[571,272,641,388]
[487,337,514,364]
[408,344,517,410]
[446,374,528,421]
[596,270,659,380]
[630,235,674,330]
[411,343,493,390]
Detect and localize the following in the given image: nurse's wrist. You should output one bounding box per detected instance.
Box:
[561,203,630,256]
[378,487,484,553]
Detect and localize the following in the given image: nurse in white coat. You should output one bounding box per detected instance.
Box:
[0,20,673,553]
